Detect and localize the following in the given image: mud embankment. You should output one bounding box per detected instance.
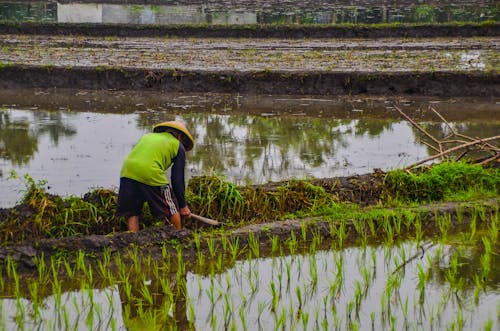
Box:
[1,66,498,96]
[1,197,498,273]
[0,22,498,96]
[1,22,498,39]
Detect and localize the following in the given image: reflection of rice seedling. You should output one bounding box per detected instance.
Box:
[480,237,492,278]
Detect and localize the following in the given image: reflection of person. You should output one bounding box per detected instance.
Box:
[116,121,194,232]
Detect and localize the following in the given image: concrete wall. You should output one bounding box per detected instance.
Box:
[58,4,103,23]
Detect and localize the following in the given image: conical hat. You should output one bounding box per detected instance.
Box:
[152,121,194,151]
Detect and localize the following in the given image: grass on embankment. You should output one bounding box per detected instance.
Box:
[0,161,498,246]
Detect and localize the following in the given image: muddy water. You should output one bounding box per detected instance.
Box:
[0,1,497,25]
[0,92,499,207]
[0,240,498,330]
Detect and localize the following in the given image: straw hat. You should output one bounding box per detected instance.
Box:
[152,121,195,151]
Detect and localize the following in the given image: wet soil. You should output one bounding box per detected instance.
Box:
[0,30,498,96]
[2,196,498,274]
[1,22,498,38]
[1,88,498,122]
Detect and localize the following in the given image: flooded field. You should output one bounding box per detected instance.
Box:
[0,2,498,329]
[0,0,497,25]
[1,91,499,207]
[0,220,498,330]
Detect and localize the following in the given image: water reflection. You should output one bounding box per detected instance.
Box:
[1,239,497,330]
[0,1,497,25]
[187,242,499,330]
[0,110,75,166]
[0,285,126,330]
[1,107,498,207]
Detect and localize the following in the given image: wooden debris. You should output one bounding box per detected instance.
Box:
[393,104,500,170]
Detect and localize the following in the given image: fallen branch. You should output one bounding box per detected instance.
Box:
[406,135,500,169]
[392,241,435,273]
[393,104,500,170]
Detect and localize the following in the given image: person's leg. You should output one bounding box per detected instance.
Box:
[145,184,181,229]
[168,212,182,230]
[116,178,145,232]
[127,216,140,232]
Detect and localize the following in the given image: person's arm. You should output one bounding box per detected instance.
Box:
[171,143,188,211]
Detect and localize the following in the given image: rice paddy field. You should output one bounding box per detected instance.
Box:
[0,189,498,330]
[0,96,498,330]
[0,0,499,330]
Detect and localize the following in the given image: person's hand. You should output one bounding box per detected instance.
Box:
[180,206,191,218]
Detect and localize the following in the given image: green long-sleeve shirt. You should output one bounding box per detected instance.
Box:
[120,132,180,186]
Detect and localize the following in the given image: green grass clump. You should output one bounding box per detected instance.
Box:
[187,175,334,224]
[0,174,124,245]
[383,162,500,203]
[187,174,244,221]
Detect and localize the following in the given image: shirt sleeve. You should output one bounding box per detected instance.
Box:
[171,143,187,208]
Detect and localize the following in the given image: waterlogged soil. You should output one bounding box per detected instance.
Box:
[0,34,497,72]
[0,33,498,95]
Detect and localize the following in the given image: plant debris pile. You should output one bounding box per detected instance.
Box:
[0,162,498,247]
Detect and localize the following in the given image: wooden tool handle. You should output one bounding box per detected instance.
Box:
[190,213,221,226]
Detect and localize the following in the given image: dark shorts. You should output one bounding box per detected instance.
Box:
[116,177,179,220]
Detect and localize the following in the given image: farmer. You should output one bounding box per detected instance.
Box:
[116,121,194,232]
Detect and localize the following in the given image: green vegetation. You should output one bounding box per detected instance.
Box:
[0,173,123,244]
[383,162,499,202]
[0,194,497,330]
[0,162,497,246]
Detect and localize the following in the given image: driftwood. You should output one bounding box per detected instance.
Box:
[394,104,500,170]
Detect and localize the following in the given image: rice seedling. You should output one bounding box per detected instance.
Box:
[207,235,216,258]
[437,214,452,240]
[248,233,260,258]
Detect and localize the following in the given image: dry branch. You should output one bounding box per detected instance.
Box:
[393,104,500,170]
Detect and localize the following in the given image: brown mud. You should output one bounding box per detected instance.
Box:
[1,22,498,38]
[1,66,498,96]
[1,88,498,122]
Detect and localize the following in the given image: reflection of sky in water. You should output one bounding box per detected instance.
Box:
[458,51,485,70]
[186,242,498,330]
[1,241,497,330]
[1,108,497,207]
[0,285,125,330]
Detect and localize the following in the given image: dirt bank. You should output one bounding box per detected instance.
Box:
[1,22,498,38]
[1,197,498,273]
[0,30,497,96]
[0,66,497,96]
